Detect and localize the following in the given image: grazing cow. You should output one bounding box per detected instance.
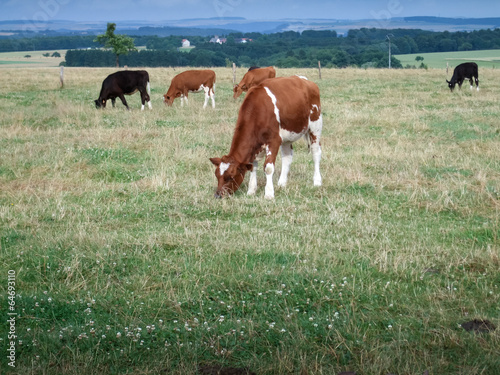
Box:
[210,75,322,199]
[233,66,276,99]
[447,62,479,91]
[163,69,216,108]
[95,70,151,110]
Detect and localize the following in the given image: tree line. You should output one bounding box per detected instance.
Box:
[3,27,500,68]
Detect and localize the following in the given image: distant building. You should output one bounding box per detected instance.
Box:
[235,38,253,44]
[181,39,191,48]
[209,35,227,44]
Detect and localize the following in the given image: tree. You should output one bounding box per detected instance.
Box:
[94,23,136,67]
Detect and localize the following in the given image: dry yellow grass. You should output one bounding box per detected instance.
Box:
[0,66,499,374]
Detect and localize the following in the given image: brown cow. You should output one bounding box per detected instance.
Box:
[233,66,276,99]
[210,75,322,199]
[163,69,216,108]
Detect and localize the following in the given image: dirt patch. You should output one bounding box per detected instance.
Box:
[461,319,496,334]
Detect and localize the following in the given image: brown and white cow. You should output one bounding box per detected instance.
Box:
[210,75,322,199]
[163,69,216,108]
[233,66,276,99]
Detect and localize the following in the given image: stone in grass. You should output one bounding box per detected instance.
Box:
[461,319,496,334]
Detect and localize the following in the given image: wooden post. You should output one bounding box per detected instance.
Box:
[59,66,64,88]
[318,61,322,80]
[446,62,449,75]
[232,63,236,85]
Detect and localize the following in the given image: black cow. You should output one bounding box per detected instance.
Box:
[95,70,152,110]
[447,62,479,92]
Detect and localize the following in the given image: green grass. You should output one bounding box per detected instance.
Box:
[395,49,500,69]
[0,67,499,375]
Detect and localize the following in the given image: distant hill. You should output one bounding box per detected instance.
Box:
[404,16,500,27]
[0,17,499,38]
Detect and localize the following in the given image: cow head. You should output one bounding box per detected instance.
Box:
[446,80,456,92]
[232,84,246,99]
[163,91,181,106]
[163,93,174,106]
[95,98,106,109]
[209,156,252,198]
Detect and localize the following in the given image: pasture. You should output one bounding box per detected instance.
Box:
[395,49,500,70]
[0,66,499,375]
[0,50,66,67]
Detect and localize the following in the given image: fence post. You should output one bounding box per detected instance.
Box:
[232,63,236,85]
[318,61,322,80]
[60,66,64,88]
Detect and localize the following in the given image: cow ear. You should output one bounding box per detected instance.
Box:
[446,80,450,83]
[244,163,253,171]
[210,157,221,166]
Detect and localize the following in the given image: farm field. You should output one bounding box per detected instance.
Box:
[0,50,66,67]
[395,49,500,70]
[0,66,499,375]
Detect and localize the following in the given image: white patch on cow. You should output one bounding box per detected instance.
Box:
[247,160,258,196]
[264,87,280,125]
[148,101,152,109]
[264,163,275,199]
[296,75,308,80]
[309,113,323,135]
[264,144,272,156]
[311,104,319,114]
[219,162,230,176]
[141,104,145,111]
[279,127,304,143]
[278,143,293,187]
[309,113,323,187]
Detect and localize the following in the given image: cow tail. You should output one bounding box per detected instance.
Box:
[147,81,151,95]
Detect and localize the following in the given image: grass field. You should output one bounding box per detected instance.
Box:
[0,50,66,67]
[395,49,500,70]
[0,66,499,375]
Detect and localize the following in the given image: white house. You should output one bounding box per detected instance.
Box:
[181,39,191,48]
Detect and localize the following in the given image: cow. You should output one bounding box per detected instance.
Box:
[163,69,216,108]
[447,62,479,91]
[233,66,276,99]
[210,75,322,199]
[95,70,152,110]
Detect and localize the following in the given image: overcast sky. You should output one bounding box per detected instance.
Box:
[1,0,499,22]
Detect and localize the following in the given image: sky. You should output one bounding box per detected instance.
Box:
[1,0,499,22]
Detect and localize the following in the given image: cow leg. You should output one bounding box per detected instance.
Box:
[203,87,210,109]
[309,114,323,187]
[140,91,152,111]
[118,94,129,110]
[264,143,280,199]
[278,143,293,187]
[111,98,116,108]
[247,160,259,196]
[469,78,474,90]
[210,87,215,108]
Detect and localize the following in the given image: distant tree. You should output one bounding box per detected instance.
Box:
[94,23,136,67]
[415,56,424,62]
[52,51,61,57]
